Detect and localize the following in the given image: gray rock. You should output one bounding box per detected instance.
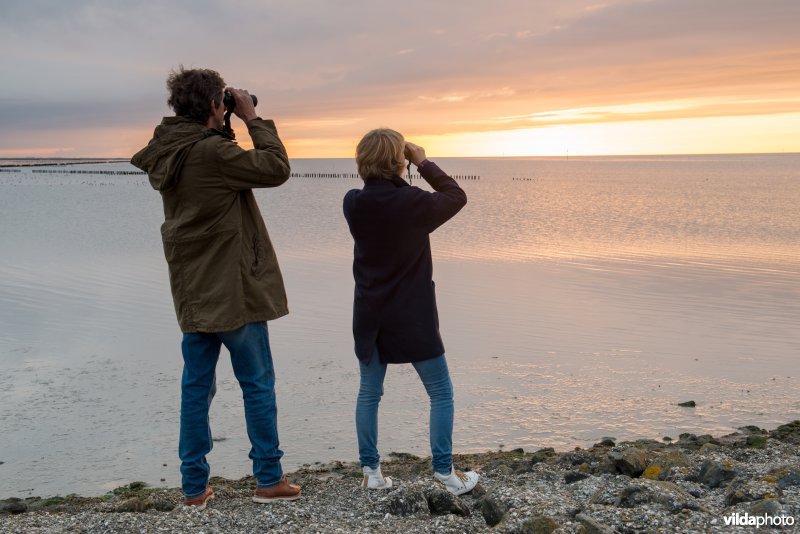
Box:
[608,447,648,477]
[632,439,667,451]
[699,443,720,454]
[487,459,529,474]
[386,487,429,516]
[0,498,28,515]
[493,464,515,476]
[596,457,619,475]
[615,484,649,508]
[697,460,737,488]
[770,420,800,445]
[480,492,509,527]
[148,497,176,512]
[650,449,694,481]
[562,451,591,466]
[565,471,590,484]
[575,512,616,534]
[615,481,696,512]
[518,515,559,534]
[590,478,696,513]
[777,472,800,490]
[746,435,768,448]
[724,479,781,506]
[425,488,470,517]
[748,499,782,517]
[114,497,149,513]
[678,433,719,450]
[530,447,556,465]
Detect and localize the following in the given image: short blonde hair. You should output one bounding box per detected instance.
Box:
[356,128,404,180]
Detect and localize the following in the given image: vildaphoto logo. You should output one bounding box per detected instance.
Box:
[723,512,795,528]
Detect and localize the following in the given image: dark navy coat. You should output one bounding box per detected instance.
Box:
[343,161,467,364]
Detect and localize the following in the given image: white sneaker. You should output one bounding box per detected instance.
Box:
[362,465,393,489]
[434,467,479,496]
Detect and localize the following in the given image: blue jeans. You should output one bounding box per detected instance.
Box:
[179,322,284,498]
[356,351,454,474]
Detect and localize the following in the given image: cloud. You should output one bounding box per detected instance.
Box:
[1,0,798,156]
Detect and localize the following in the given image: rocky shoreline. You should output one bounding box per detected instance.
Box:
[2,421,799,533]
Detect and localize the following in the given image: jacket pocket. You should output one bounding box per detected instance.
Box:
[163,229,241,327]
[250,235,270,278]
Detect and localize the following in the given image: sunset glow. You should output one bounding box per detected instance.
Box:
[1,1,799,158]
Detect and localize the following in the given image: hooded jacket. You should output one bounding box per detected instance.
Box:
[131,116,290,332]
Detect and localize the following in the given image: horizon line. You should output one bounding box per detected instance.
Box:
[1,151,799,162]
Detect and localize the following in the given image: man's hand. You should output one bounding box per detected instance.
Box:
[226,87,258,123]
[404,142,426,166]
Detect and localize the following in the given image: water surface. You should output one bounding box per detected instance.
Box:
[1,154,798,497]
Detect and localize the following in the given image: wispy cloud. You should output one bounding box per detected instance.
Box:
[0,0,798,156]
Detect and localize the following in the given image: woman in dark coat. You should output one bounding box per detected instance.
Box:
[342,128,479,495]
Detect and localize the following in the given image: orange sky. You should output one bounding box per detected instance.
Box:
[1,1,799,158]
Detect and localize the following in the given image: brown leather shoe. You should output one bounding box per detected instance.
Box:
[252,475,301,503]
[184,486,215,510]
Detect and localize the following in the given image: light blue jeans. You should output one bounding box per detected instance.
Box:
[179,322,284,498]
[356,351,454,474]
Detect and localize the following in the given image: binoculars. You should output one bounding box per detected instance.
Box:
[223,91,258,112]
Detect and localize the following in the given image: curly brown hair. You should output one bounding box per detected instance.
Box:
[166,66,225,124]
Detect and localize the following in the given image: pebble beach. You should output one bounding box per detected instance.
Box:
[2,421,798,533]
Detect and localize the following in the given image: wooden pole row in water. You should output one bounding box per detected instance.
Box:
[290,173,361,179]
[511,177,538,181]
[30,169,145,175]
[19,169,487,180]
[291,173,481,180]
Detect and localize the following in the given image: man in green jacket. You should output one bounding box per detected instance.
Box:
[132,67,300,508]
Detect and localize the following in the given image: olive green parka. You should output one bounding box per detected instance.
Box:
[131,116,290,332]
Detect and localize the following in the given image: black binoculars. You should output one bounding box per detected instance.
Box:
[223,91,258,112]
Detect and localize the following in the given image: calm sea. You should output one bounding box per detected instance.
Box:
[1,155,798,497]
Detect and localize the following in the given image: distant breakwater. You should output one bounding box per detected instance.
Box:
[2,169,484,180]
[290,172,481,181]
[29,169,144,175]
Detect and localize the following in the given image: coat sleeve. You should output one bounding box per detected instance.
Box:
[410,161,468,233]
[215,119,291,190]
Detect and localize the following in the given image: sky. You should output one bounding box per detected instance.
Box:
[1,0,799,158]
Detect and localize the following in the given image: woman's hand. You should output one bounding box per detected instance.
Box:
[404,142,426,166]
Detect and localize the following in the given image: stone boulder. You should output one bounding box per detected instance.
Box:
[770,420,800,445]
[697,459,737,488]
[0,498,27,515]
[677,433,720,450]
[425,488,470,516]
[608,447,649,477]
[647,449,695,481]
[565,471,590,484]
[724,478,781,506]
[386,486,429,516]
[591,479,696,512]
[530,447,557,465]
[479,492,509,527]
[748,499,783,517]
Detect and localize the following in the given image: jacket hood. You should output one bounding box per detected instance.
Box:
[131,116,218,191]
